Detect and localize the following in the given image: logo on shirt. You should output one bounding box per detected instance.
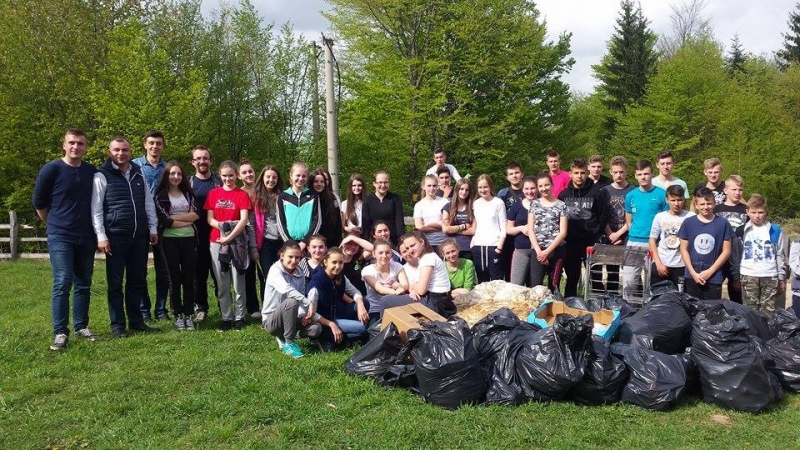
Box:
[694,233,715,255]
[216,199,236,209]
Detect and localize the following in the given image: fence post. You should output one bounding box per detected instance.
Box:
[9,210,19,260]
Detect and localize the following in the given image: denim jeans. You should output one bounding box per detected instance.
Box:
[139,242,170,319]
[106,233,149,331]
[47,233,96,335]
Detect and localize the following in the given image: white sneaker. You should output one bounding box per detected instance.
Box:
[75,328,99,342]
[184,316,195,330]
[175,315,186,331]
[50,333,68,351]
[194,311,206,322]
[276,337,286,350]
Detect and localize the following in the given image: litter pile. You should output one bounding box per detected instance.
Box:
[346,285,800,412]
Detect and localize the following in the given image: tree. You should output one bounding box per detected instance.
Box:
[725,34,747,76]
[658,0,712,57]
[592,0,658,143]
[327,0,573,199]
[777,2,800,69]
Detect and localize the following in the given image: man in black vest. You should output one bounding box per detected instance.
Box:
[91,137,159,337]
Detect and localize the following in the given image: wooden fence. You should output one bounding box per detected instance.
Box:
[0,211,48,260]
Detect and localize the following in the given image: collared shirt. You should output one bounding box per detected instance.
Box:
[132,156,166,195]
[91,162,157,242]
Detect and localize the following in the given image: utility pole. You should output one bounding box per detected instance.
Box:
[309,41,321,143]
[324,36,339,194]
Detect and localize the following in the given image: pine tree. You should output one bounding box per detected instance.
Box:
[777,2,800,69]
[592,0,658,140]
[725,34,746,76]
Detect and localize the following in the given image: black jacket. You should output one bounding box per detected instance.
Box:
[558,182,609,242]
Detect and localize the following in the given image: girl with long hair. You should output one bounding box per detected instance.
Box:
[508,175,539,286]
[311,167,343,247]
[341,173,366,236]
[414,174,449,249]
[527,172,568,293]
[155,161,199,330]
[238,159,261,319]
[471,174,507,282]
[441,178,475,260]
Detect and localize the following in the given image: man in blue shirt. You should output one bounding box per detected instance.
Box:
[623,160,668,299]
[33,129,99,350]
[132,130,170,322]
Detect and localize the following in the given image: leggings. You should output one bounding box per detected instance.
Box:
[530,245,565,294]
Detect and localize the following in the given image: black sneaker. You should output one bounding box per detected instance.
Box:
[218,320,233,331]
[49,333,68,351]
[233,319,245,331]
[111,328,127,338]
[132,324,159,333]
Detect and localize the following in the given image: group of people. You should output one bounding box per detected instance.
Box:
[33,130,799,357]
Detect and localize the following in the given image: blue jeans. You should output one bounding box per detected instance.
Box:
[321,318,367,344]
[140,242,170,319]
[106,234,149,331]
[47,233,96,335]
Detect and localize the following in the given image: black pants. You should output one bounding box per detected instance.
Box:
[531,245,565,294]
[472,246,503,283]
[162,236,197,316]
[194,225,217,313]
[244,262,264,314]
[563,239,595,298]
[650,264,684,292]
[685,280,722,300]
[721,264,742,303]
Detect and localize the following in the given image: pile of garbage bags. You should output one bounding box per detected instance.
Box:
[346,288,799,412]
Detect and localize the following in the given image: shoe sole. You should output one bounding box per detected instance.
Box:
[49,345,67,351]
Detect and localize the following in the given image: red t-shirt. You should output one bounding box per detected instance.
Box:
[550,170,572,199]
[204,187,251,242]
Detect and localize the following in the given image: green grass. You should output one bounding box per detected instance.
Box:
[2,259,800,449]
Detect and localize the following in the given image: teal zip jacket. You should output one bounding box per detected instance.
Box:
[276,187,321,242]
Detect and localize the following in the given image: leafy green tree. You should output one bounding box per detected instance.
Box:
[327,0,573,199]
[777,2,800,69]
[724,34,747,77]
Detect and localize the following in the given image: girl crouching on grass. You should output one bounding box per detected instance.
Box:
[362,239,408,324]
[439,238,476,298]
[261,241,322,358]
[380,231,456,318]
[307,248,369,352]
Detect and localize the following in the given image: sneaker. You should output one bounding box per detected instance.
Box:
[75,328,99,342]
[49,333,68,351]
[276,337,286,350]
[111,328,127,338]
[320,339,337,353]
[218,320,233,332]
[250,311,262,321]
[175,315,186,331]
[157,313,171,322]
[132,324,159,333]
[233,319,245,331]
[282,341,304,358]
[184,316,196,330]
[194,311,206,322]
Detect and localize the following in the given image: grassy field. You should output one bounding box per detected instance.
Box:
[1,259,800,449]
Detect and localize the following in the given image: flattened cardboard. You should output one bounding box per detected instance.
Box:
[382,303,447,342]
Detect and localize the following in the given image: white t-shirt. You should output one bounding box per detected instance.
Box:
[471,196,507,247]
[740,223,779,277]
[361,261,404,313]
[340,199,363,229]
[426,163,462,181]
[414,196,449,245]
[650,210,695,268]
[404,252,451,294]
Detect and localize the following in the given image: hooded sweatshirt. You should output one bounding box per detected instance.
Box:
[557,182,608,242]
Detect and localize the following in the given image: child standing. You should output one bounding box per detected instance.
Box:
[471,174,507,282]
[205,160,251,331]
[714,174,748,303]
[736,194,785,315]
[678,188,734,300]
[439,238,476,297]
[261,241,324,358]
[649,185,694,291]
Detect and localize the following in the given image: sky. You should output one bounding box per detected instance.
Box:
[202,0,798,94]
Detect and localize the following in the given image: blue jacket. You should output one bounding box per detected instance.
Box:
[99,159,150,238]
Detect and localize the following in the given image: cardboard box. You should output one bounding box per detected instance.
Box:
[527,301,621,342]
[382,303,447,342]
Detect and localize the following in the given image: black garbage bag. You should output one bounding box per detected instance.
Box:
[612,343,692,411]
[378,363,419,394]
[483,322,540,406]
[471,308,526,369]
[617,292,692,354]
[691,304,783,413]
[345,322,405,379]
[408,319,486,409]
[648,279,678,297]
[597,295,636,319]
[570,336,629,406]
[367,320,383,339]
[564,296,591,311]
[700,299,774,342]
[514,314,593,401]
[766,308,800,391]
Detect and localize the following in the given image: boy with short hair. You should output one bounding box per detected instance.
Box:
[652,150,690,199]
[623,160,668,298]
[547,150,571,198]
[602,156,634,292]
[714,174,747,302]
[691,157,725,210]
[650,185,695,291]
[498,162,526,280]
[736,194,785,315]
[588,155,612,189]
[678,188,734,300]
